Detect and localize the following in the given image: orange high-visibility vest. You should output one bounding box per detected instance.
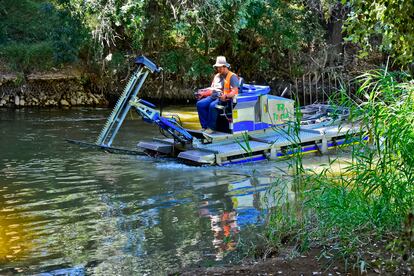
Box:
[212,71,238,95]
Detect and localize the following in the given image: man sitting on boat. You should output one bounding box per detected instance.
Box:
[196,56,239,134]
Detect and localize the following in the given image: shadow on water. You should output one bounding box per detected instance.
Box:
[0,107,351,274]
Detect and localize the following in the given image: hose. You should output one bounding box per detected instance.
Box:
[160,68,165,116]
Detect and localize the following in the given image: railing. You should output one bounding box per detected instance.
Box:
[274,71,354,106]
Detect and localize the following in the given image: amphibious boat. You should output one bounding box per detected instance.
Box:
[86,56,364,166]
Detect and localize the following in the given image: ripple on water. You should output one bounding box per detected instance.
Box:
[1,108,306,274]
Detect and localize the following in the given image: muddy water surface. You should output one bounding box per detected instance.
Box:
[0,107,351,274]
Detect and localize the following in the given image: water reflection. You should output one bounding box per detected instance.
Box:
[195,172,296,261]
[0,108,340,274]
[0,213,37,263]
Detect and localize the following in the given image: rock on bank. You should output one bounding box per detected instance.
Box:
[0,72,108,108]
[0,72,197,108]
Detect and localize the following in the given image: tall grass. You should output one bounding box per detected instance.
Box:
[266,94,308,250]
[266,69,414,272]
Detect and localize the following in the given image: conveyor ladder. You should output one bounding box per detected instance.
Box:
[95,65,149,147]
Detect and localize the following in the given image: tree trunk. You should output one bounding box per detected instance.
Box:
[326,3,346,66]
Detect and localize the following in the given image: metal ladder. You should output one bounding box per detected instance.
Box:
[95,65,150,147]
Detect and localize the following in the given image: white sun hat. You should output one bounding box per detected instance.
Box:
[213,56,230,68]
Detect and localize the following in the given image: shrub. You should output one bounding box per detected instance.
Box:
[0,42,54,71]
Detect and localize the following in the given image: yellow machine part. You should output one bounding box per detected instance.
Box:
[163,107,201,130]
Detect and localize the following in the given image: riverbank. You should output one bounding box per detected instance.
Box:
[179,241,412,275]
[0,69,198,108]
[0,70,108,108]
[180,247,343,276]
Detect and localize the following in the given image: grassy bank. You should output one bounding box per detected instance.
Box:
[266,69,413,274]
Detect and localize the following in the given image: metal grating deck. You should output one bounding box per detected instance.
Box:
[250,128,323,147]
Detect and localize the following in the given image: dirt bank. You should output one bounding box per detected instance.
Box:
[177,246,404,276]
[178,248,348,276]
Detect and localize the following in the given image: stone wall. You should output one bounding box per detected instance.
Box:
[0,72,199,108]
[0,73,108,108]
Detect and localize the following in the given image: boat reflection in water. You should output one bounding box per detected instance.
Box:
[198,173,295,261]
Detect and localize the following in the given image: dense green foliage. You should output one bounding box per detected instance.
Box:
[0,0,87,71]
[65,0,325,83]
[2,0,413,79]
[344,0,414,67]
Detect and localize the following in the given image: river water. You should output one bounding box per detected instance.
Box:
[0,107,349,275]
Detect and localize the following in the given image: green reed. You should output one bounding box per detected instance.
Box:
[266,69,414,272]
